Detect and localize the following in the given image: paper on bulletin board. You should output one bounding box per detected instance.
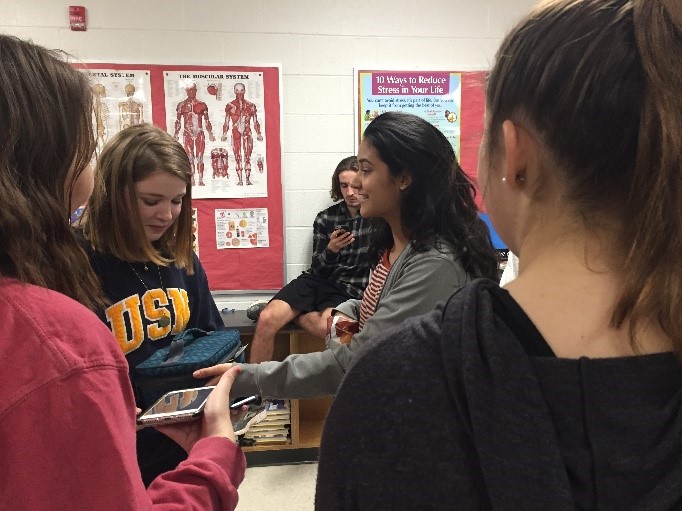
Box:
[79,68,153,158]
[354,69,486,204]
[164,70,268,199]
[354,68,498,245]
[215,208,269,249]
[355,70,461,157]
[74,62,284,292]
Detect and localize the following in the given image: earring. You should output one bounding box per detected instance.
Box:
[502,177,507,183]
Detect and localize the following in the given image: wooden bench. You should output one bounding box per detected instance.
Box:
[221,309,332,465]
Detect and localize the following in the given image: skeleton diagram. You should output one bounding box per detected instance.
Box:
[174,82,215,186]
[119,83,144,131]
[221,83,263,186]
[91,83,109,157]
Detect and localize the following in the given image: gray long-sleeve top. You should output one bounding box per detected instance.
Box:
[230,240,470,399]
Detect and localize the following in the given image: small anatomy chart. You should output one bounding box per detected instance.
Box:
[215,208,269,249]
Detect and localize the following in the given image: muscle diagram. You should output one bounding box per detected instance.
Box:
[174,82,215,186]
[211,147,229,179]
[221,83,263,186]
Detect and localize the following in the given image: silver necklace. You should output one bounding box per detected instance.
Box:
[127,262,172,328]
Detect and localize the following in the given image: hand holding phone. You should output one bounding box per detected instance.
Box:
[149,366,243,453]
[328,223,354,253]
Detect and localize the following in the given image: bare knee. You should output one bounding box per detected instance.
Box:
[256,301,297,333]
[257,306,280,329]
[296,309,332,339]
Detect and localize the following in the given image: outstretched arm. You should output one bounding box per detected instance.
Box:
[195,252,468,401]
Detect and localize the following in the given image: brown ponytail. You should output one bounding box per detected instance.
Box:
[485,0,682,354]
[615,0,682,352]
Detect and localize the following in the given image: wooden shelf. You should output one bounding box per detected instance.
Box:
[221,310,332,460]
[241,442,295,452]
[297,417,326,448]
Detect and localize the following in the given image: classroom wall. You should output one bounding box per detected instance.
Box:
[0,0,536,309]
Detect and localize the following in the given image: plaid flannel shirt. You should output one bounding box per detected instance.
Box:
[307,201,371,299]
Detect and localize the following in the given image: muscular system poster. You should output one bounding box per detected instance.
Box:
[164,70,268,199]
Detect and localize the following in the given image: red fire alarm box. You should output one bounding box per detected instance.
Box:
[69,6,87,31]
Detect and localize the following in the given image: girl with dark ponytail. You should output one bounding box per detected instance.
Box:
[316,1,682,509]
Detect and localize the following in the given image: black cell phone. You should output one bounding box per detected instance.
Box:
[230,395,261,409]
[334,222,350,234]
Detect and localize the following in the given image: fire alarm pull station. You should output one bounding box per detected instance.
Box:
[69,6,87,31]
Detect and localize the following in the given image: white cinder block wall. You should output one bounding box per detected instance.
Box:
[1,0,537,310]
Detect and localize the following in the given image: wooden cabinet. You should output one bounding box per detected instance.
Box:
[220,310,332,460]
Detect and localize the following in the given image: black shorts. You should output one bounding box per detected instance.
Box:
[272,273,351,313]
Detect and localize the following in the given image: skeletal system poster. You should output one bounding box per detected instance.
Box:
[164,71,267,199]
[83,68,152,159]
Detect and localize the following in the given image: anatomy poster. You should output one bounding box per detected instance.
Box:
[80,68,152,158]
[164,71,267,199]
[215,208,269,249]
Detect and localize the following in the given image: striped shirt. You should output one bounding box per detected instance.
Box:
[359,251,392,329]
[308,201,372,300]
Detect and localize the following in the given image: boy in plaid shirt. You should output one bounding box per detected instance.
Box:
[249,156,371,362]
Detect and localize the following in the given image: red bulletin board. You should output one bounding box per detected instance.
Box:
[459,71,486,201]
[76,63,283,291]
[355,70,486,209]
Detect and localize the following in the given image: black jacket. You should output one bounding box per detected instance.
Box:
[316,279,682,510]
